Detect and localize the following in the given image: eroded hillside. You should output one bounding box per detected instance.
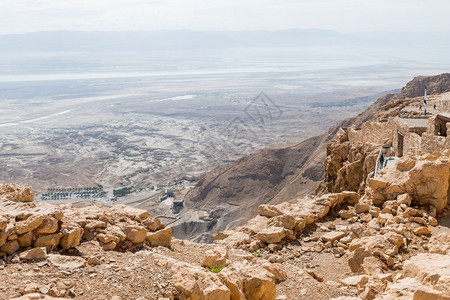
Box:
[176,73,450,242]
[1,73,449,300]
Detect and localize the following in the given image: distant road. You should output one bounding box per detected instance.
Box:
[0,109,72,128]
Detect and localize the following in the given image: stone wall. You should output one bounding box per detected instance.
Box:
[421,116,450,153]
[348,120,394,146]
[348,116,448,158]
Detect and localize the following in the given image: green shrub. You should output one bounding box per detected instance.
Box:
[206,265,224,273]
[253,251,262,257]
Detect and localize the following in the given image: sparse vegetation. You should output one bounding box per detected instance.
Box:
[113,186,133,197]
[206,265,224,273]
[253,251,262,257]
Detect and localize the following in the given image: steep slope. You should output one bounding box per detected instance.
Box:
[179,134,326,239]
[177,85,403,241]
[178,73,450,241]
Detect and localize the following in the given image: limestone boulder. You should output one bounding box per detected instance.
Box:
[367,152,449,213]
[48,254,86,269]
[0,222,16,247]
[262,263,287,283]
[124,224,147,244]
[268,214,295,230]
[0,239,20,255]
[403,253,450,294]
[413,226,431,236]
[413,286,450,300]
[171,268,203,299]
[35,217,59,234]
[256,227,285,244]
[146,227,172,247]
[258,205,282,218]
[242,268,276,300]
[202,247,228,268]
[219,269,246,300]
[10,293,66,300]
[0,183,34,202]
[197,270,231,300]
[34,233,62,251]
[19,247,47,261]
[142,217,161,232]
[17,231,33,247]
[428,232,450,255]
[83,220,106,232]
[109,204,150,222]
[59,225,83,250]
[0,215,7,231]
[341,275,369,287]
[355,203,371,214]
[322,231,346,243]
[16,215,44,235]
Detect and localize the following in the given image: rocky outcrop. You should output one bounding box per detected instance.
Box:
[377,253,450,299]
[367,151,449,213]
[394,73,450,100]
[0,183,34,202]
[215,191,360,252]
[317,128,379,194]
[0,183,173,259]
[153,251,286,300]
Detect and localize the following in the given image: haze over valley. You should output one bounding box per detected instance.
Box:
[0,30,449,223]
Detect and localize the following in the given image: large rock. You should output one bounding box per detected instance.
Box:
[219,269,246,300]
[59,226,84,250]
[35,217,59,234]
[0,215,7,231]
[322,231,346,243]
[19,247,47,261]
[16,215,44,235]
[403,253,450,294]
[34,233,62,251]
[256,227,285,244]
[202,247,228,268]
[0,222,15,247]
[197,271,231,300]
[428,232,450,255]
[368,152,449,213]
[0,239,20,255]
[172,268,203,299]
[262,263,287,283]
[380,253,450,299]
[17,231,33,247]
[142,217,161,232]
[242,269,276,300]
[258,205,282,218]
[0,183,34,202]
[227,261,278,300]
[413,286,450,300]
[124,225,147,244]
[146,227,172,247]
[110,205,150,221]
[48,254,86,269]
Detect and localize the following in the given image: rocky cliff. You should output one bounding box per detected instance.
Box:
[178,75,445,241]
[318,73,450,195]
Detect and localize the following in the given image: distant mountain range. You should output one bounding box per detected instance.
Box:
[0,29,449,52]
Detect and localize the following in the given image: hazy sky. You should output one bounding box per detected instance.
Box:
[1,0,449,34]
